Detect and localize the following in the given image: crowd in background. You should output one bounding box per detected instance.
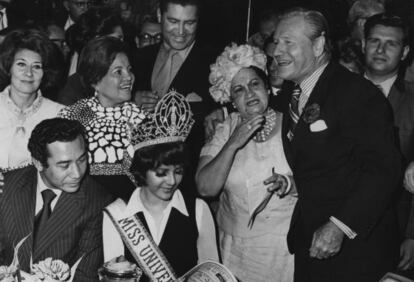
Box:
[1,0,414,281]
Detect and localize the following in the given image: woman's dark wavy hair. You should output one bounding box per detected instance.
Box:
[249,65,269,89]
[66,6,124,54]
[77,36,129,92]
[28,118,86,168]
[0,28,62,92]
[129,142,188,186]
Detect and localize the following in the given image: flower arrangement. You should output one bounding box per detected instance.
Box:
[0,234,30,282]
[0,233,83,282]
[209,43,267,104]
[30,258,71,282]
[302,103,321,124]
[28,256,83,282]
[0,265,19,282]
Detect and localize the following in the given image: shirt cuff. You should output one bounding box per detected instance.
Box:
[329,216,357,239]
[281,174,292,194]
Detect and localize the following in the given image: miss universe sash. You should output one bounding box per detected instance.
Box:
[105,199,177,282]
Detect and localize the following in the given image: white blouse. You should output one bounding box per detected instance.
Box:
[103,188,219,263]
[0,86,64,169]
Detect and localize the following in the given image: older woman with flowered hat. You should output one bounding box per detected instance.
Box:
[196,43,296,282]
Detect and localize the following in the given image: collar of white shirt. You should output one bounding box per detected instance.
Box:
[1,85,43,115]
[64,16,75,31]
[271,86,281,96]
[297,62,328,113]
[35,172,63,215]
[123,188,189,218]
[121,187,189,244]
[0,8,7,29]
[364,73,397,98]
[161,40,195,62]
[299,62,329,99]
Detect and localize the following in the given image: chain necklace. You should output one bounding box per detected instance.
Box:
[253,108,277,143]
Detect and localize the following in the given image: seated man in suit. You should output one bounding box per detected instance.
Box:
[0,118,113,282]
[133,0,220,186]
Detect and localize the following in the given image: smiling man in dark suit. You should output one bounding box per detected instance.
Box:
[0,118,112,281]
[133,0,219,186]
[271,8,402,282]
[133,0,217,112]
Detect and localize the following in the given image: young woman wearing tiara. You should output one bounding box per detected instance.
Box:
[102,90,219,281]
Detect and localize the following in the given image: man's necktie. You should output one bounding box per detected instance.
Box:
[169,51,181,82]
[33,190,56,247]
[153,50,178,96]
[287,85,302,140]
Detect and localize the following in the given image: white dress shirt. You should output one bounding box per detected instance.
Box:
[151,41,195,96]
[35,172,63,215]
[364,73,397,98]
[0,8,8,30]
[103,188,218,263]
[298,63,328,114]
[0,86,64,169]
[64,16,75,31]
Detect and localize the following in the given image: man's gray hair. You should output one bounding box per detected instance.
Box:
[280,7,332,60]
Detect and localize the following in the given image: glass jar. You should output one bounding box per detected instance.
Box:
[98,258,142,282]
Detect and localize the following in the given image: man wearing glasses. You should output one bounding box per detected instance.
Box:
[63,0,91,30]
[135,18,162,49]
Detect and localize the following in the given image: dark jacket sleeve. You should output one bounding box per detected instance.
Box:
[334,79,402,238]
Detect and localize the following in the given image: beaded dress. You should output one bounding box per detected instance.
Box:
[59,97,146,198]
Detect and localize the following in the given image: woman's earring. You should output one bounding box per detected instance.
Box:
[94,90,99,97]
[232,103,237,109]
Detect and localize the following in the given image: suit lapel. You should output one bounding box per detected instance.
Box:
[170,42,199,94]
[33,186,87,261]
[9,167,37,269]
[291,62,335,145]
[387,76,405,114]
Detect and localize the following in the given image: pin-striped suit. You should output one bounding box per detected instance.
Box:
[0,166,113,281]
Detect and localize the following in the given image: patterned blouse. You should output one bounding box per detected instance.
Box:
[59,97,146,175]
[0,85,64,169]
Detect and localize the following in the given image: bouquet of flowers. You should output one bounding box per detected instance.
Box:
[0,265,19,282]
[27,256,83,282]
[0,234,82,282]
[0,234,29,282]
[30,258,70,282]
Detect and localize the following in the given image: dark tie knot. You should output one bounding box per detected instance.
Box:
[292,84,302,98]
[41,189,56,205]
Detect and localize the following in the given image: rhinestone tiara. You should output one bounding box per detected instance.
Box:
[129,90,195,151]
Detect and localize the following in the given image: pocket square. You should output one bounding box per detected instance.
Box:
[310,119,327,132]
[186,92,203,102]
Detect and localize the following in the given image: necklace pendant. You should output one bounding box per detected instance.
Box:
[15,126,26,137]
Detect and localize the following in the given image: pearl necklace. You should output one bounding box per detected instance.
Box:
[253,109,277,143]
